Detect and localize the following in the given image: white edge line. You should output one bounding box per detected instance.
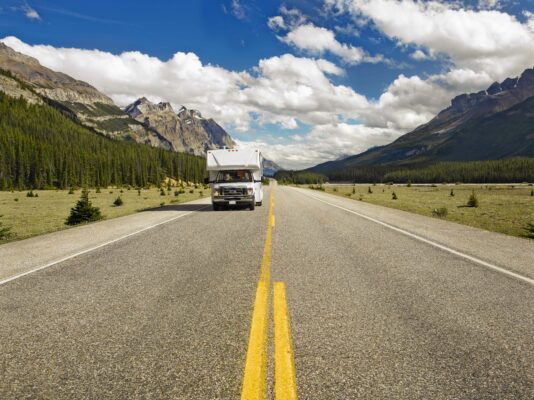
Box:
[0,205,211,286]
[293,188,534,286]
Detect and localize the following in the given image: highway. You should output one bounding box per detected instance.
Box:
[1,183,533,399]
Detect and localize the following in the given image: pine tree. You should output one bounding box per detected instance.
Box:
[113,196,123,207]
[66,189,102,225]
[0,215,11,240]
[392,191,398,200]
[467,191,479,207]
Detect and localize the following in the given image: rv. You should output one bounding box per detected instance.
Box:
[206,148,264,211]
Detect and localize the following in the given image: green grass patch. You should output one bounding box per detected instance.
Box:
[0,188,208,242]
[311,183,534,239]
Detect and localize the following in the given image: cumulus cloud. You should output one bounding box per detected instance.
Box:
[280,23,373,65]
[1,37,369,148]
[334,0,534,80]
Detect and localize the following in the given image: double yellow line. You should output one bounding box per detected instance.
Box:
[241,191,298,400]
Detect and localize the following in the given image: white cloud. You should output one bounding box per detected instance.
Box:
[267,16,286,31]
[477,0,501,10]
[231,0,246,20]
[237,123,398,169]
[279,23,386,65]
[337,0,534,80]
[22,4,41,20]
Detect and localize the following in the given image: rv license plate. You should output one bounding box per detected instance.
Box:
[229,200,236,205]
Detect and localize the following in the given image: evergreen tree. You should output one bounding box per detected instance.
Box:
[0,215,11,240]
[113,196,123,207]
[66,189,102,225]
[467,191,479,207]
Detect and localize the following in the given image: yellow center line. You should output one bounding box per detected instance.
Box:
[241,191,275,400]
[274,282,298,400]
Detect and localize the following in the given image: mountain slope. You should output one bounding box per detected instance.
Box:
[312,67,534,173]
[0,91,205,189]
[0,43,236,156]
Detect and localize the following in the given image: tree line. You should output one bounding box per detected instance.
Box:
[309,158,534,183]
[274,170,327,184]
[0,92,206,190]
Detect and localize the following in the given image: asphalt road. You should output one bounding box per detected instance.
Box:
[1,184,533,399]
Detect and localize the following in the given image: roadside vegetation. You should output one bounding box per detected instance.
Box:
[310,183,534,239]
[0,184,209,242]
[0,92,206,190]
[318,158,534,183]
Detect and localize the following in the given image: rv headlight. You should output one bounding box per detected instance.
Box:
[247,188,254,195]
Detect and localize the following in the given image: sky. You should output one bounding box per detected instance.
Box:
[1,0,533,169]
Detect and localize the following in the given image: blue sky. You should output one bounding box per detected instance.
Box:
[1,0,533,168]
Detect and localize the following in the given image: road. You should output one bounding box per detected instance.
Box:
[1,183,533,399]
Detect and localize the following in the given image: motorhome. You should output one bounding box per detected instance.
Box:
[206,148,264,211]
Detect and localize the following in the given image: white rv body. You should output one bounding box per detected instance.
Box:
[206,148,264,210]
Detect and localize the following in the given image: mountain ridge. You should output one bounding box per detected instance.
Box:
[311,67,534,174]
[0,42,237,157]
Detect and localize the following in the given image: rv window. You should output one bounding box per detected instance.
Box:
[215,170,253,183]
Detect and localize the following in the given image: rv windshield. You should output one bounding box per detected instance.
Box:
[215,170,253,183]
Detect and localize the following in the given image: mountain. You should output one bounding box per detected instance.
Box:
[124,97,235,156]
[262,158,283,176]
[312,67,534,174]
[0,42,235,156]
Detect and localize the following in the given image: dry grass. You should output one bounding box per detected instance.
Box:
[310,183,534,239]
[0,186,208,242]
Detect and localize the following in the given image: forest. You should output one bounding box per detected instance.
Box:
[0,92,206,190]
[302,158,534,184]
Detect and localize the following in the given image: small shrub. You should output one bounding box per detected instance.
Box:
[368,186,372,194]
[525,223,534,239]
[531,189,533,197]
[199,190,204,196]
[96,187,101,193]
[137,189,141,196]
[68,188,75,195]
[450,189,455,197]
[467,191,479,208]
[352,187,356,194]
[119,189,124,193]
[358,194,363,201]
[432,207,448,218]
[14,198,18,202]
[113,196,123,207]
[109,191,114,194]
[0,215,11,240]
[392,191,398,200]
[386,182,393,186]
[66,189,102,225]
[174,190,180,197]
[345,193,352,197]
[160,188,166,196]
[431,184,437,188]
[159,201,165,207]
[333,187,338,192]
[407,181,412,187]
[26,190,35,197]
[189,189,194,194]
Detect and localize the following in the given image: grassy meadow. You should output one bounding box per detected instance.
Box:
[308,183,534,239]
[0,185,209,243]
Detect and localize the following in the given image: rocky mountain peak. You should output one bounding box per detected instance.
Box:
[446,66,534,116]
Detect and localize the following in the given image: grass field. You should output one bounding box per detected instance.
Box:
[307,183,534,239]
[0,186,209,243]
